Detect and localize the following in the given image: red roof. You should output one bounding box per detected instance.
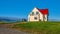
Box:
[38,9,48,15]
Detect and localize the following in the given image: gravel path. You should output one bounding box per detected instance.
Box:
[0,24,29,34]
[0,28,28,34]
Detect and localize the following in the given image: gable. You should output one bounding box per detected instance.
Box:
[32,7,39,12]
[29,7,40,15]
[29,7,48,16]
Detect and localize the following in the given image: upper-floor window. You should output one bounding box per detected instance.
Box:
[32,12,34,15]
[36,12,39,14]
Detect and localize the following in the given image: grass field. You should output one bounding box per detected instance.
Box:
[11,21,60,34]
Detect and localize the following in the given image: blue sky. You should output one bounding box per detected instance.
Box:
[0,0,60,20]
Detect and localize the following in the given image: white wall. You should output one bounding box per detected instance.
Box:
[44,15,48,21]
[28,15,39,21]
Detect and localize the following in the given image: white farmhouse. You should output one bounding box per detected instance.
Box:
[28,7,48,21]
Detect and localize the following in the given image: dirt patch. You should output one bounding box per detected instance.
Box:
[0,24,13,28]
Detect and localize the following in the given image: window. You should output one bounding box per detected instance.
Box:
[34,17,37,20]
[43,15,46,19]
[36,12,39,14]
[43,15,46,21]
[32,12,34,15]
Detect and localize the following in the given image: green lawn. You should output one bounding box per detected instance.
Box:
[12,21,60,34]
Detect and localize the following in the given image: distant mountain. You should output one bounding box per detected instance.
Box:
[0,17,21,22]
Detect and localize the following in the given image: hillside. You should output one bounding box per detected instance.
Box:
[12,22,60,34]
